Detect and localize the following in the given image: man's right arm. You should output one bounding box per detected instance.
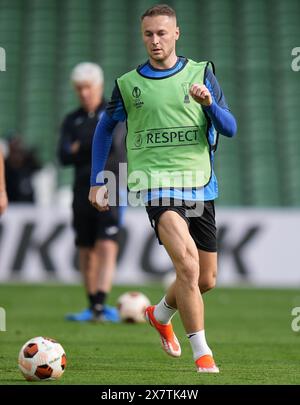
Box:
[90,111,118,186]
[89,84,126,211]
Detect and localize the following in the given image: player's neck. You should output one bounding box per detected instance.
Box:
[149,53,178,70]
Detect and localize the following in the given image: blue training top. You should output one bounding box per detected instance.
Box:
[90,57,237,202]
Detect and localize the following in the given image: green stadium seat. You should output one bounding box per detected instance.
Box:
[0,0,300,205]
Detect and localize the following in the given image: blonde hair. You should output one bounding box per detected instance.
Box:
[141,4,176,21]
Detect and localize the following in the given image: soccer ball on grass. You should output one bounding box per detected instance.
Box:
[117,291,151,323]
[18,336,66,381]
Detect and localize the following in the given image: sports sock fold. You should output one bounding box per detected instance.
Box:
[153,296,177,324]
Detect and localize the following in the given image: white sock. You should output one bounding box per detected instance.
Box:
[153,296,177,324]
[187,330,213,360]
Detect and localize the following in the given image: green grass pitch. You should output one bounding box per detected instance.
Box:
[0,284,300,385]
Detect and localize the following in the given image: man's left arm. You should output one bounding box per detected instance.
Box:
[190,68,237,137]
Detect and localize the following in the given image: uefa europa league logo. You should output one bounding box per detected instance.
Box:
[132,86,141,98]
[182,82,190,104]
[132,86,144,109]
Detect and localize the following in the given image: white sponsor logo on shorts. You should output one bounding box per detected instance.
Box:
[105,226,119,236]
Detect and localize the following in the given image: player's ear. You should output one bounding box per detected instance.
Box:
[175,26,180,41]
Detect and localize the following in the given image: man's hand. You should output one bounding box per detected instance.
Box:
[88,185,109,212]
[189,84,212,107]
[0,190,8,216]
[70,141,80,154]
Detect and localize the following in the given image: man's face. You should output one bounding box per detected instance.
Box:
[74,81,103,110]
[141,15,179,63]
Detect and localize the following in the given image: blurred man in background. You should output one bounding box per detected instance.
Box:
[58,62,125,322]
[5,134,41,203]
[0,147,8,215]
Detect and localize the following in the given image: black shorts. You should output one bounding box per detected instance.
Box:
[72,200,120,247]
[145,200,217,252]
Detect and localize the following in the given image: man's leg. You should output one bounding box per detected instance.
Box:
[161,250,217,311]
[95,240,118,294]
[146,210,219,372]
[79,246,106,316]
[65,246,98,321]
[157,211,203,333]
[78,246,98,295]
[89,239,118,320]
[198,250,217,294]
[94,239,118,293]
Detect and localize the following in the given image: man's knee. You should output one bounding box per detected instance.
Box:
[199,271,217,293]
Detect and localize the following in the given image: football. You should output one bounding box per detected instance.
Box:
[117,291,151,323]
[18,336,66,381]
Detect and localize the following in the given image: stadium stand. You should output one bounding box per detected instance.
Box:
[0,0,299,205]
